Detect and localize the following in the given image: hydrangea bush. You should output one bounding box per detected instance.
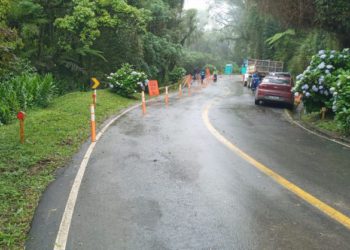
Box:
[108,64,148,98]
[333,70,350,133]
[293,48,350,133]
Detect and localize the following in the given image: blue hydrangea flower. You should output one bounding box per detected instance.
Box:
[318,62,326,69]
[320,54,327,59]
[319,50,326,55]
[302,84,309,90]
[325,69,331,74]
[305,92,311,97]
[296,74,303,80]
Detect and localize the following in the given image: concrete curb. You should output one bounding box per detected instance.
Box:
[284,109,350,149]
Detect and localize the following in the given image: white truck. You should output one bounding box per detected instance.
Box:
[245,59,284,88]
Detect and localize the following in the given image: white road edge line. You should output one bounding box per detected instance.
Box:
[53,104,140,250]
[284,110,350,149]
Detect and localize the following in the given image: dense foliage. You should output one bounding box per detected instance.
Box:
[0,0,203,125]
[0,73,55,124]
[108,64,147,97]
[220,0,348,74]
[293,49,350,133]
[217,0,350,132]
[0,0,198,89]
[333,71,350,132]
[169,66,186,83]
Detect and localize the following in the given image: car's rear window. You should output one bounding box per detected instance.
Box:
[263,77,290,85]
[269,73,291,78]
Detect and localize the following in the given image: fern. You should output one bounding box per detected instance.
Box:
[266,29,295,47]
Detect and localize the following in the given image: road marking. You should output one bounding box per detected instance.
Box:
[54,104,140,250]
[203,101,350,230]
[284,109,350,149]
[54,90,183,249]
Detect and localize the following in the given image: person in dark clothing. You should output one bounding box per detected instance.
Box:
[200,70,205,84]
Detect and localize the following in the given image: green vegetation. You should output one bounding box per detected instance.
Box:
[217,0,350,134]
[220,0,349,74]
[0,1,206,247]
[301,112,341,134]
[108,64,147,98]
[0,0,198,89]
[0,90,134,248]
[293,49,350,134]
[0,73,56,124]
[169,67,186,84]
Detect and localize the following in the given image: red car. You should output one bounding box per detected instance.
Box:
[255,76,294,109]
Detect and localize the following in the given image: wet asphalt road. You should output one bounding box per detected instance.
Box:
[27,76,350,249]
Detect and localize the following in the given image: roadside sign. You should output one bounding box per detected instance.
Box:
[148,80,160,96]
[91,77,100,89]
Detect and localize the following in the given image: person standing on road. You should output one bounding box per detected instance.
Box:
[251,71,261,93]
[213,69,218,82]
[241,64,247,83]
[200,69,205,84]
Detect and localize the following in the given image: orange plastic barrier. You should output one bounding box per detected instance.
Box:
[148,80,160,96]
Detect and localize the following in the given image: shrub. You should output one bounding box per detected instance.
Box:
[293,48,350,113]
[108,64,147,98]
[333,70,350,134]
[0,73,56,125]
[169,67,186,83]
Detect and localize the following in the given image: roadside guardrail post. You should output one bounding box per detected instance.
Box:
[17,111,26,144]
[165,86,169,105]
[142,90,147,114]
[90,104,96,142]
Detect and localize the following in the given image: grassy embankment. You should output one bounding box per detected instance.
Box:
[301,112,343,135]
[0,90,135,248]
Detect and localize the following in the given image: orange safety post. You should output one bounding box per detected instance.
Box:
[178,83,182,97]
[165,86,169,105]
[17,111,26,144]
[294,94,302,106]
[92,89,97,107]
[187,75,192,96]
[90,104,96,142]
[141,90,147,114]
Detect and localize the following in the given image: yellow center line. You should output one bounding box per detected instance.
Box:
[202,101,350,230]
